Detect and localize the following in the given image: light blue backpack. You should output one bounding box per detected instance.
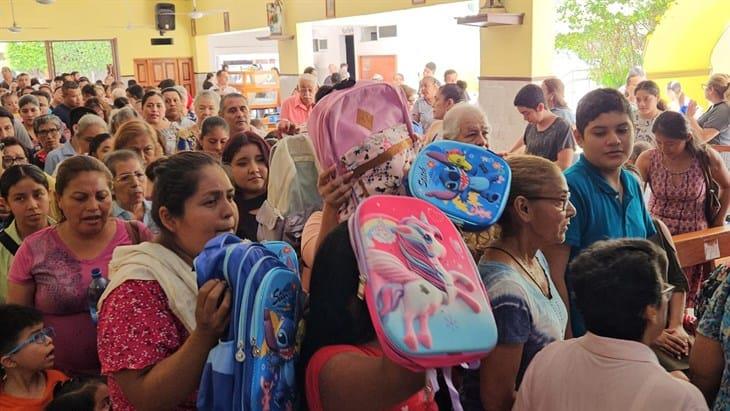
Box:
[195,234,303,411]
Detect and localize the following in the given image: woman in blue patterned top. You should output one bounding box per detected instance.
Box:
[462,155,573,411]
[692,272,730,410]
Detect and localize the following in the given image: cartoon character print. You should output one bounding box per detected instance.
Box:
[425,149,503,204]
[364,213,482,351]
[258,294,298,411]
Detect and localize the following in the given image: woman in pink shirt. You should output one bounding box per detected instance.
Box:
[7,156,152,376]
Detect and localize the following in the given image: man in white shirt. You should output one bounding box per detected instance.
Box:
[515,239,708,411]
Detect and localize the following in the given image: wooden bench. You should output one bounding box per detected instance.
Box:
[673,225,730,268]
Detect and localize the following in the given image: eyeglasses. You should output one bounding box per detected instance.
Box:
[2,156,28,167]
[115,171,146,185]
[37,128,60,137]
[3,327,55,357]
[526,192,572,212]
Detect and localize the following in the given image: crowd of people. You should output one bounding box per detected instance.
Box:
[0,59,729,411]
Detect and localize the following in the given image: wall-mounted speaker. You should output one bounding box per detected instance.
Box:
[155,3,176,32]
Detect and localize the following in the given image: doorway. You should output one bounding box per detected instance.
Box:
[359,55,397,82]
[344,34,355,80]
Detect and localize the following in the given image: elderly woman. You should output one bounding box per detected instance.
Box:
[109,106,140,135]
[688,73,730,145]
[31,114,63,171]
[442,102,490,147]
[105,149,160,234]
[113,119,164,167]
[280,73,318,127]
[177,90,221,147]
[462,155,572,411]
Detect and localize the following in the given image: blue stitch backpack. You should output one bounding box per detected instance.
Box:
[195,234,304,411]
[408,140,511,231]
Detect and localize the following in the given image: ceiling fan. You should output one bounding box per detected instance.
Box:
[159,0,226,20]
[0,0,49,33]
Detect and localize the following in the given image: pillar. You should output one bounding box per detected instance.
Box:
[478,0,555,151]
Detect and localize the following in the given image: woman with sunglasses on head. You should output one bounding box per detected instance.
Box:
[462,155,573,411]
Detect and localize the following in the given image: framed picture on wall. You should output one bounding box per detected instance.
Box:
[412,0,425,4]
[326,0,335,18]
[266,2,283,35]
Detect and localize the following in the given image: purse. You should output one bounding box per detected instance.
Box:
[699,148,721,223]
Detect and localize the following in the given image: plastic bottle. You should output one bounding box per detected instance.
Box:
[87,268,109,324]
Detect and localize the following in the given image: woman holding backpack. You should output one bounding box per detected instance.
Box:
[0,164,54,303]
[97,152,235,410]
[300,222,437,411]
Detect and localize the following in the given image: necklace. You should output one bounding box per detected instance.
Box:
[486,246,552,298]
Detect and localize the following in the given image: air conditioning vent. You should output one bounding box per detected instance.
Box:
[151,38,174,46]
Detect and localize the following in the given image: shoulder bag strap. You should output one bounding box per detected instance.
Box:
[0,230,20,255]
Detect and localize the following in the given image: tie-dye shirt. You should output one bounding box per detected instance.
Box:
[462,252,567,408]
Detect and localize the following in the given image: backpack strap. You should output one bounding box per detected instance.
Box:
[350,137,413,179]
[0,229,20,255]
[124,220,142,245]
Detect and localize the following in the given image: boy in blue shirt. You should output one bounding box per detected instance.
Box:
[544,89,688,355]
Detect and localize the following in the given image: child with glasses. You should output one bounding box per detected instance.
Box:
[0,304,68,410]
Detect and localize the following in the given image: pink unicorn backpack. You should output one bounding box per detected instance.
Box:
[308,81,420,220]
[348,195,497,372]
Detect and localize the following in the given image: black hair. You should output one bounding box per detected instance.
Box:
[222,131,270,166]
[635,80,667,111]
[652,110,704,157]
[69,107,98,129]
[303,66,316,75]
[55,155,112,196]
[200,116,229,138]
[0,304,43,356]
[81,84,97,97]
[126,84,144,100]
[113,97,130,109]
[31,90,51,104]
[0,164,49,206]
[513,83,546,109]
[569,239,667,342]
[128,79,138,86]
[151,151,219,232]
[425,62,436,72]
[158,79,176,90]
[205,73,213,81]
[53,75,64,83]
[438,83,466,105]
[575,88,632,135]
[30,78,39,87]
[88,133,113,158]
[216,69,226,77]
[61,81,79,93]
[0,106,14,123]
[314,85,334,103]
[443,69,457,81]
[298,222,376,400]
[330,72,342,84]
[141,90,163,107]
[144,156,166,182]
[47,377,106,411]
[0,137,28,159]
[161,87,182,99]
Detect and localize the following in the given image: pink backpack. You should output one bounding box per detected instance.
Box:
[349,195,497,408]
[308,81,419,220]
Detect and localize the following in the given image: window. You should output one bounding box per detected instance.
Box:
[361,26,378,42]
[0,40,117,82]
[318,39,328,50]
[313,39,319,52]
[378,25,397,38]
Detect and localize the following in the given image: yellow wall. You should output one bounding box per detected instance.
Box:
[0,0,194,76]
[644,0,726,105]
[480,0,554,78]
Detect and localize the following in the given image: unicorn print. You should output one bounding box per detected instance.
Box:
[367,213,482,351]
